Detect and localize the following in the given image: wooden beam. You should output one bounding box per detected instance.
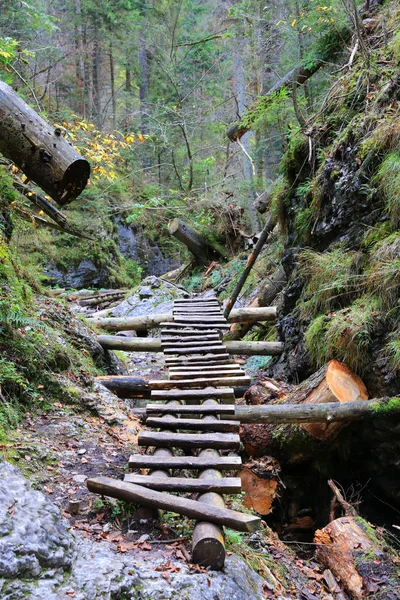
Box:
[146,403,236,415]
[138,431,241,450]
[128,454,242,470]
[86,477,261,532]
[124,474,241,493]
[145,416,240,432]
[149,375,251,389]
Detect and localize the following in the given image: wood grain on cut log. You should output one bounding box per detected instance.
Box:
[239,457,281,515]
[240,361,368,463]
[0,81,90,205]
[315,516,400,600]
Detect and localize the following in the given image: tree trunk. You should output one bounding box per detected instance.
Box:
[92,19,102,128]
[240,361,368,462]
[168,218,225,264]
[315,516,400,599]
[0,81,90,205]
[109,41,116,130]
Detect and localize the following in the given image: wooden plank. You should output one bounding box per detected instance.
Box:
[165,354,230,364]
[138,431,240,450]
[172,316,227,324]
[174,300,219,305]
[162,340,226,349]
[128,454,241,470]
[124,474,242,494]
[173,310,222,315]
[146,416,240,432]
[161,335,220,343]
[149,376,251,389]
[146,403,236,415]
[164,345,227,356]
[167,361,232,369]
[168,364,238,372]
[150,387,235,401]
[161,328,222,337]
[170,370,246,380]
[87,477,260,533]
[161,322,230,330]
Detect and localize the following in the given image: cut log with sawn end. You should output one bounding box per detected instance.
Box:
[0,81,90,205]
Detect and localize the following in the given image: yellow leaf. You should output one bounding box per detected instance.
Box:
[138,133,145,143]
[291,18,297,26]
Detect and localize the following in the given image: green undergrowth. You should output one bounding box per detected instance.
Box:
[0,238,100,440]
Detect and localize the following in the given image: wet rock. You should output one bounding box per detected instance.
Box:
[80,382,130,425]
[0,461,267,600]
[43,260,110,289]
[138,285,153,299]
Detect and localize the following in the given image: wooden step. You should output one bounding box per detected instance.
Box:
[165,354,230,365]
[150,376,251,389]
[168,364,237,372]
[162,340,226,349]
[169,369,245,380]
[87,477,261,533]
[138,431,240,450]
[173,310,222,316]
[124,474,242,494]
[146,416,240,432]
[172,316,227,324]
[174,300,219,305]
[161,328,223,337]
[146,403,236,415]
[161,322,230,330]
[162,335,220,343]
[150,387,235,401]
[164,345,227,355]
[128,454,242,470]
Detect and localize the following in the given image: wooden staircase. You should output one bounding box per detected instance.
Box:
[87,294,261,570]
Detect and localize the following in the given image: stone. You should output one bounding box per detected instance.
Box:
[138,285,154,299]
[0,461,267,600]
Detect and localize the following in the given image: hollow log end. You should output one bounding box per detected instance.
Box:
[192,530,225,570]
[168,217,180,235]
[56,158,91,206]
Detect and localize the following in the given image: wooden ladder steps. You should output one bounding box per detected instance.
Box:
[169,369,246,380]
[146,416,239,432]
[150,387,235,401]
[162,334,221,343]
[124,474,242,494]
[163,345,228,355]
[164,354,231,365]
[138,431,240,450]
[161,328,223,337]
[161,322,230,330]
[87,477,261,533]
[150,376,251,389]
[170,316,227,324]
[146,403,236,415]
[162,340,225,349]
[128,454,241,470]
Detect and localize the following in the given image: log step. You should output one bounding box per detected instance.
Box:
[161,322,230,330]
[150,388,235,401]
[124,474,242,494]
[128,454,242,470]
[168,364,238,372]
[172,317,227,324]
[165,354,230,365]
[162,335,220,343]
[87,477,261,533]
[164,345,227,355]
[170,369,245,380]
[162,340,226,349]
[146,416,240,432]
[174,300,219,305]
[161,328,223,337]
[146,404,236,415]
[150,376,251,389]
[138,431,241,450]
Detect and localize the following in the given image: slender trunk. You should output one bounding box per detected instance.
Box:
[109,41,116,130]
[124,63,132,133]
[92,19,102,128]
[139,27,151,167]
[75,0,86,117]
[232,31,259,231]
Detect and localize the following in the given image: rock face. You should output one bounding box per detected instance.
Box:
[0,461,266,600]
[117,220,179,277]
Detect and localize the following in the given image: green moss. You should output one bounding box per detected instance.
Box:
[370,396,400,415]
[304,296,381,373]
[365,232,400,311]
[374,152,400,227]
[297,247,362,319]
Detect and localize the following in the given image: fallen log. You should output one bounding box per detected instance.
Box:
[129,397,399,422]
[0,81,90,205]
[168,218,225,265]
[239,457,281,515]
[97,335,284,356]
[240,360,369,462]
[87,476,261,533]
[314,516,400,599]
[87,306,277,331]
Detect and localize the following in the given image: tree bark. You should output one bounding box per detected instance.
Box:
[315,516,400,599]
[168,218,225,264]
[0,81,90,205]
[240,361,368,462]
